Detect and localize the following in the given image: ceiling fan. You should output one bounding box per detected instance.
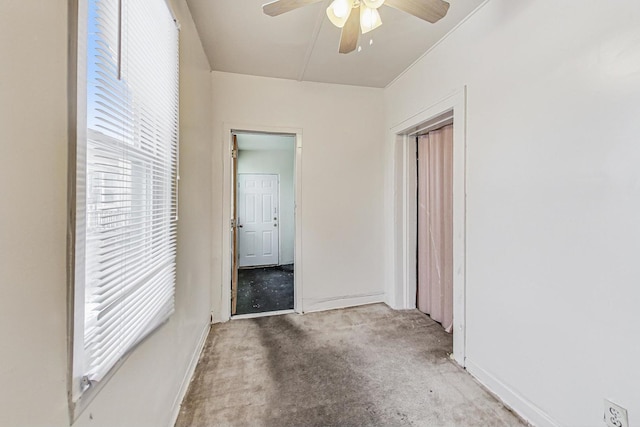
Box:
[262,0,450,54]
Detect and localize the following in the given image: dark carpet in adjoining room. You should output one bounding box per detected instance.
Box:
[175,304,527,427]
[236,264,294,315]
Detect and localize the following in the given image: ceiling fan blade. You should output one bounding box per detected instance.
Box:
[262,0,324,17]
[339,6,360,54]
[384,0,450,23]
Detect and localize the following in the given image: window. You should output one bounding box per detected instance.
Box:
[71,0,179,413]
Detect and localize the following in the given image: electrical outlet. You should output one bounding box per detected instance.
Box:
[604,399,629,427]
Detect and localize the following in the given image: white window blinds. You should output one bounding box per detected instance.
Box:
[75,0,179,389]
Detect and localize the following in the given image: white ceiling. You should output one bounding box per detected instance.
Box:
[185,0,486,88]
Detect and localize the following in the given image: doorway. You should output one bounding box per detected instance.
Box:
[389,87,467,366]
[231,132,296,317]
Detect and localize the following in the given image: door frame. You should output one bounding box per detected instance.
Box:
[231,135,239,315]
[389,87,467,366]
[221,123,303,322]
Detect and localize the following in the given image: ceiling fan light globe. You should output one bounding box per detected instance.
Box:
[362,0,385,9]
[326,0,354,28]
[360,5,382,34]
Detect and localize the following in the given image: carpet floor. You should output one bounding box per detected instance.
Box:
[176,304,526,427]
[236,265,294,315]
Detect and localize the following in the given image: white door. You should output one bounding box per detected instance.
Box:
[238,174,279,267]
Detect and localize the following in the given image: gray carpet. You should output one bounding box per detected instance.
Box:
[176,304,526,427]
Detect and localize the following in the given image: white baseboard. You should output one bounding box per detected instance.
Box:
[168,321,211,427]
[303,292,385,313]
[465,359,560,427]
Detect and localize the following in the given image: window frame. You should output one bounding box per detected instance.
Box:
[67,0,180,419]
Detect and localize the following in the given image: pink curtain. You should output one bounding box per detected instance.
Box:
[417,124,454,333]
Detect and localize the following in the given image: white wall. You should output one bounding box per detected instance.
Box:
[211,72,386,316]
[0,1,69,425]
[0,1,213,426]
[384,1,640,426]
[238,140,295,265]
